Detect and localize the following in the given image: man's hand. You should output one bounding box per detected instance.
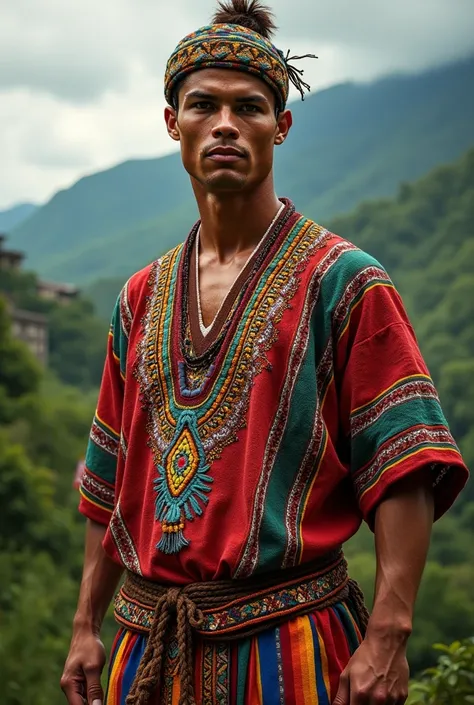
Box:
[333,629,409,705]
[60,627,106,705]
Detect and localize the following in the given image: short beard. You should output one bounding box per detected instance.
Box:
[201,170,248,193]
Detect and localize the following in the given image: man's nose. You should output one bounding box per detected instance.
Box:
[211,107,240,140]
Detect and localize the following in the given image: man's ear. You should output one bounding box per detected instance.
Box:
[274,109,293,146]
[165,106,180,142]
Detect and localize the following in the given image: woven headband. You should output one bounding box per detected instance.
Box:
[164,23,316,112]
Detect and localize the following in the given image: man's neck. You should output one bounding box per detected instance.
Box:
[192,180,282,262]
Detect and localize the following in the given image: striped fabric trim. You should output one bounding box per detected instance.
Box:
[110,292,129,381]
[120,279,133,339]
[354,425,458,499]
[90,415,120,457]
[333,265,392,341]
[350,375,439,438]
[235,239,353,579]
[80,467,115,512]
[109,501,142,576]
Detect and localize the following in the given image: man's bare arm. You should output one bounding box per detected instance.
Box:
[335,471,435,704]
[370,470,434,639]
[61,519,124,705]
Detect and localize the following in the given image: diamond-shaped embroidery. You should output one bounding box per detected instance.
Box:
[155,411,213,554]
[166,428,200,497]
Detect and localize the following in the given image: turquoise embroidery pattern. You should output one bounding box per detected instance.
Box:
[154,412,212,554]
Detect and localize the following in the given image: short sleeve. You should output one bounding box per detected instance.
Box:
[79,287,130,525]
[336,253,469,527]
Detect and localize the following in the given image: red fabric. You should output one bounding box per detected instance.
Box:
[79,232,469,583]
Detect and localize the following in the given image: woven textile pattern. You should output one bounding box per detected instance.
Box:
[164,24,289,110]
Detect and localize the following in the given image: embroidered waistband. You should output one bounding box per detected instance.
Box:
[115,549,349,639]
[120,551,369,705]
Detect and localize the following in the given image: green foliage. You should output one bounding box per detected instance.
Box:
[408,639,474,704]
[9,57,474,284]
[0,298,41,404]
[0,307,100,704]
[47,298,108,388]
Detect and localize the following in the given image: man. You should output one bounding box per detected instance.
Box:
[61,2,468,704]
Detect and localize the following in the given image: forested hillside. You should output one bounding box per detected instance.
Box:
[10,56,474,284]
[0,149,472,702]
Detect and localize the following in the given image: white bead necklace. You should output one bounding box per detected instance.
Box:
[195,203,285,337]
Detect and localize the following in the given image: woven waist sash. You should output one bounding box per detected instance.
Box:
[118,550,368,705]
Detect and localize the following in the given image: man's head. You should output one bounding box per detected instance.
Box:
[163,0,313,195]
[165,66,292,194]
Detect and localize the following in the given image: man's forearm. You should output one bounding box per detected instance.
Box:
[368,470,435,639]
[74,519,124,634]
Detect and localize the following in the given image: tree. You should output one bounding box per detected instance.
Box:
[408,639,474,704]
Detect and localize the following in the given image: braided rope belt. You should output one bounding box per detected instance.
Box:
[115,550,368,705]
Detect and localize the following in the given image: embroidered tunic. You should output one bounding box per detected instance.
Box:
[79,200,468,703]
[79,200,467,584]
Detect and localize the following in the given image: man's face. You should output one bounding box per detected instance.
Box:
[165,68,292,194]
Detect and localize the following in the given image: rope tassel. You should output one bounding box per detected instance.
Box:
[126,588,204,705]
[284,50,318,100]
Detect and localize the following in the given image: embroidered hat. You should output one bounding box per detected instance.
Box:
[164,0,317,112]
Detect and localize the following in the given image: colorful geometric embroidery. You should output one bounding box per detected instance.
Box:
[354,426,458,500]
[333,265,392,340]
[165,24,289,111]
[113,555,348,636]
[90,416,119,457]
[155,412,212,554]
[120,278,133,339]
[350,376,439,437]
[80,467,115,512]
[215,644,230,705]
[162,630,180,705]
[109,501,142,575]
[202,643,230,705]
[178,359,216,398]
[135,210,331,557]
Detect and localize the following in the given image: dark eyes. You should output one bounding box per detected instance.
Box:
[240,104,260,113]
[191,102,261,113]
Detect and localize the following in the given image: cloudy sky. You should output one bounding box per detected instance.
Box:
[1,0,473,210]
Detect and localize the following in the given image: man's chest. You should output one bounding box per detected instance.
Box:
[197,261,246,327]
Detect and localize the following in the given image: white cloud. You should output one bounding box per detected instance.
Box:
[0,0,473,209]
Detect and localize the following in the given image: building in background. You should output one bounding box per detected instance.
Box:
[37,279,79,304]
[10,307,48,365]
[0,233,79,364]
[0,233,24,270]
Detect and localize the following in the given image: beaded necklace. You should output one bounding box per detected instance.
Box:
[180,199,295,370]
[195,202,285,337]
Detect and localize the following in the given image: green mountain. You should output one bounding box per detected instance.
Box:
[0,203,38,232]
[10,56,474,285]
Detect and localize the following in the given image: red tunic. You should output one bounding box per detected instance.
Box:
[79,201,468,585]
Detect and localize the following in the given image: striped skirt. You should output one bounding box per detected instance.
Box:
[105,598,363,705]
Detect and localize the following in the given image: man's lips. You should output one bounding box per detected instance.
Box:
[206,147,246,162]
